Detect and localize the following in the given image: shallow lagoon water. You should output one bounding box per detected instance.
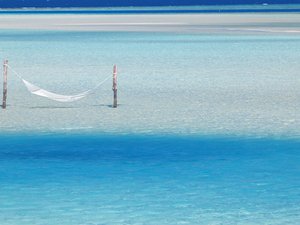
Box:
[0,30,300,136]
[0,134,300,224]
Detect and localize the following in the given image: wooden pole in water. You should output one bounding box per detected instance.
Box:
[112,65,118,108]
[2,60,8,109]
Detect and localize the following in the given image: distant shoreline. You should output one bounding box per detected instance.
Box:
[0,12,299,34]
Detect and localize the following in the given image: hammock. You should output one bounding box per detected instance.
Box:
[22,79,93,102]
[7,65,111,103]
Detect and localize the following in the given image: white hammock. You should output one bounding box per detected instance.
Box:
[8,65,111,103]
[22,79,93,102]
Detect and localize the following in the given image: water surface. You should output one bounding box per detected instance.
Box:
[0,134,299,224]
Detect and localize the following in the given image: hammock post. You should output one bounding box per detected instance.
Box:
[112,65,117,108]
[2,59,8,109]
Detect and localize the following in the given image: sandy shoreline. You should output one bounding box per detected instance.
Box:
[0,13,299,33]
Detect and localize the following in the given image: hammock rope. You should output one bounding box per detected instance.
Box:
[6,64,112,103]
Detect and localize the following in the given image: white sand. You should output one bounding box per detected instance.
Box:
[0,13,299,33]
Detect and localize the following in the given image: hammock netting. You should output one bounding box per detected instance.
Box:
[7,64,111,103]
[22,79,92,103]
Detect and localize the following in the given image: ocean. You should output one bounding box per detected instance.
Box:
[0,134,300,224]
[0,0,299,8]
[0,7,300,224]
[1,4,300,14]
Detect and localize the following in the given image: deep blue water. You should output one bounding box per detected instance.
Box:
[1,8,300,14]
[0,134,300,224]
[0,0,299,8]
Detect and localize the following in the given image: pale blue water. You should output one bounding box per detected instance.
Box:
[0,134,300,224]
[0,30,300,134]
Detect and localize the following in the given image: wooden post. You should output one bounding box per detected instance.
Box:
[112,65,117,108]
[2,60,8,109]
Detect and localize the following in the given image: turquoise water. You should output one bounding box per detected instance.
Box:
[0,23,300,224]
[0,134,300,224]
[0,30,300,135]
